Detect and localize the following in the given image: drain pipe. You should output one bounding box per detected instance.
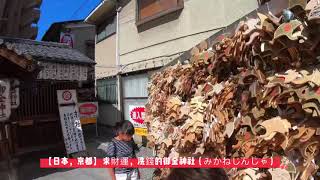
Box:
[116,5,123,122]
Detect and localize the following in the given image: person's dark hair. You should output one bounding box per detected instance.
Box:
[115,120,135,136]
[166,168,228,180]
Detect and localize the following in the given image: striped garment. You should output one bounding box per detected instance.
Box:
[106,138,138,173]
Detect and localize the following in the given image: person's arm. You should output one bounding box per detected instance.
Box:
[131,139,140,157]
[108,168,116,180]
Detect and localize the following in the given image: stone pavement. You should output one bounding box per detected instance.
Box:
[0,125,154,180]
[34,169,110,180]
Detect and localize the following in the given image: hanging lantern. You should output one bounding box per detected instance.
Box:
[10,79,20,109]
[0,79,11,122]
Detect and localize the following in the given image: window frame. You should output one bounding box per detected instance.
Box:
[96,15,117,43]
[97,80,118,104]
[136,0,184,26]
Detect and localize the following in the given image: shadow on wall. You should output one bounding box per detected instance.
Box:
[98,102,122,127]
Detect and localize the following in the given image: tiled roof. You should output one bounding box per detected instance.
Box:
[0,37,95,65]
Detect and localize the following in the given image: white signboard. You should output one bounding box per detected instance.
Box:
[58,105,86,155]
[0,79,11,122]
[57,90,78,105]
[60,32,75,48]
[129,105,146,129]
[79,66,88,81]
[57,90,86,155]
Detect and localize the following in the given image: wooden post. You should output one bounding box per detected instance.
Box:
[6,123,13,154]
[0,122,10,170]
[0,123,6,158]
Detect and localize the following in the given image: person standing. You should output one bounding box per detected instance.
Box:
[166,168,228,180]
[106,120,140,180]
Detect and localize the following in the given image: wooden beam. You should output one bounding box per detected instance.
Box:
[0,48,35,72]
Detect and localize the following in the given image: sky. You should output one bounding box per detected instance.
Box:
[36,0,102,40]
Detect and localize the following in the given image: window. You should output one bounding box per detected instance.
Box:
[97,79,118,104]
[96,15,116,42]
[136,0,184,26]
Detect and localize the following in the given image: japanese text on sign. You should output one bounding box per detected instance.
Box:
[10,79,20,109]
[59,106,86,154]
[40,157,282,168]
[78,102,98,125]
[0,79,11,122]
[129,106,147,136]
[57,90,86,155]
[129,106,146,128]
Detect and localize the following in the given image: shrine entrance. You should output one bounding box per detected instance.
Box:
[0,50,78,158]
[10,80,78,154]
[0,47,39,160]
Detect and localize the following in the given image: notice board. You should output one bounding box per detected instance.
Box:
[57,90,86,155]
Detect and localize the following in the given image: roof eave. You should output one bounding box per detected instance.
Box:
[36,57,96,65]
[85,0,117,25]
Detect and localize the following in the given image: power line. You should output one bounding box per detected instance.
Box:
[70,0,92,19]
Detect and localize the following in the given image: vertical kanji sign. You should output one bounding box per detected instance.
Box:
[0,79,11,122]
[10,79,20,109]
[57,90,86,155]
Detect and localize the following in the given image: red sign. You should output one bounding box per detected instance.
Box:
[62,91,72,101]
[40,157,282,169]
[130,107,145,124]
[284,23,292,32]
[79,103,97,115]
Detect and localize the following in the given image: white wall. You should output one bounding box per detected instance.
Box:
[95,34,117,79]
[119,0,258,65]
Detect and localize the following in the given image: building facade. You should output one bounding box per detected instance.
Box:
[0,0,42,39]
[85,0,119,127]
[86,0,263,129]
[118,0,262,135]
[42,21,96,60]
[85,0,118,79]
